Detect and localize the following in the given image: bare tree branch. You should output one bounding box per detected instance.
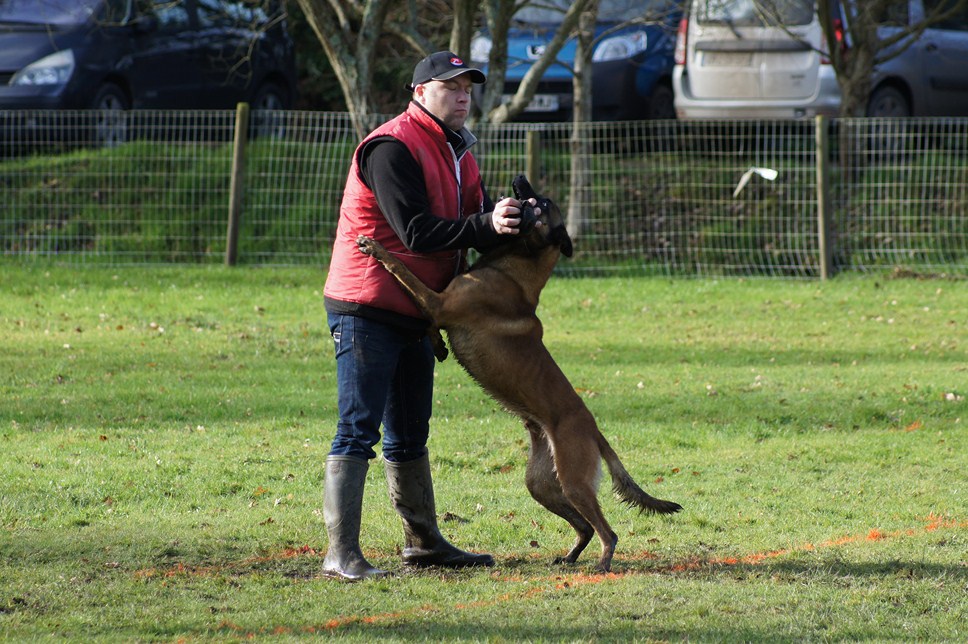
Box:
[487,0,597,124]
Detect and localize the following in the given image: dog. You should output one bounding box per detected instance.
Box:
[356,175,681,572]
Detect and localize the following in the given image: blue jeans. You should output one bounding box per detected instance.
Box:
[327,312,435,463]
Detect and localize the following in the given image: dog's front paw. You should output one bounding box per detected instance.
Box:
[356,235,381,256]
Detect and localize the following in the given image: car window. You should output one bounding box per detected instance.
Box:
[840,1,908,27]
[196,0,276,28]
[0,0,103,25]
[923,0,968,30]
[137,0,192,31]
[515,0,675,24]
[697,0,814,27]
[196,0,237,27]
[867,3,909,26]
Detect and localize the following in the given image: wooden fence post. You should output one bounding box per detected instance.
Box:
[526,129,541,189]
[225,102,250,266]
[815,115,834,280]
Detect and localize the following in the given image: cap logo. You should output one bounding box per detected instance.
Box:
[450,57,463,66]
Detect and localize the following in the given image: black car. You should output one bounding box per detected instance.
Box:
[0,0,296,142]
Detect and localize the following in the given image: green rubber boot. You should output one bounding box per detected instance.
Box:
[321,456,391,581]
[384,454,494,568]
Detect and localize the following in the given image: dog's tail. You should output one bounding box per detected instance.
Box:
[599,436,682,515]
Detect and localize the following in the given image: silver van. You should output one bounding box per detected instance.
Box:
[672,0,841,119]
[674,0,968,119]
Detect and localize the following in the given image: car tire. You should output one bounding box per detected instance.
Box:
[249,82,289,138]
[647,83,676,121]
[866,85,910,161]
[866,85,910,118]
[89,82,130,148]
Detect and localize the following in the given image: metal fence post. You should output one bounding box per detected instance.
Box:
[225,102,250,266]
[815,115,834,279]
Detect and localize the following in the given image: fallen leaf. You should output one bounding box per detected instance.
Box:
[904,420,923,432]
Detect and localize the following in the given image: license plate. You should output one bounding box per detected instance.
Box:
[503,93,560,112]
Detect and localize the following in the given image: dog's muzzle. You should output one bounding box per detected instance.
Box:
[512,174,538,234]
[518,200,538,235]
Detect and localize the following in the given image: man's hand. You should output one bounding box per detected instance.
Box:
[491,197,541,235]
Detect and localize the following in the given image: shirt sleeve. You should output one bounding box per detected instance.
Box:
[360,137,503,253]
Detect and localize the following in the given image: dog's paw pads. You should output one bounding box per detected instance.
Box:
[356,235,376,255]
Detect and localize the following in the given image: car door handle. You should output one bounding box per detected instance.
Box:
[925,42,938,52]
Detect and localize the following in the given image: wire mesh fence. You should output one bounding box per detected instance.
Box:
[1,109,966,277]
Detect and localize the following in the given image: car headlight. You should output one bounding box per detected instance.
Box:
[11,49,76,86]
[592,31,648,62]
[470,35,492,63]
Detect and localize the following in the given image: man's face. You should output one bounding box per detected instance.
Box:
[415,76,474,131]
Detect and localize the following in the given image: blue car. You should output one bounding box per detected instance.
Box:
[470,0,682,122]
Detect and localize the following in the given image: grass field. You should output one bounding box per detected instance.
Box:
[1,266,965,641]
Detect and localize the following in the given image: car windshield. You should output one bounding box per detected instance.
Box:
[698,0,814,27]
[515,0,675,24]
[0,0,104,26]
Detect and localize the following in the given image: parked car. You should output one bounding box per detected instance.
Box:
[674,0,968,119]
[673,0,840,119]
[861,0,968,117]
[0,0,296,143]
[470,0,682,122]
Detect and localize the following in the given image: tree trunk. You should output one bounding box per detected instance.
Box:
[450,0,476,58]
[566,2,598,242]
[295,0,391,139]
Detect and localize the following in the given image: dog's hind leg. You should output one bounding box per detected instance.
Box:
[546,417,620,573]
[524,421,594,564]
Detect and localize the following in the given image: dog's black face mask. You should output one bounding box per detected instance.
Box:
[511,175,573,257]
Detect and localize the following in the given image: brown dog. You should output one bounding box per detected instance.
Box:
[356,175,681,572]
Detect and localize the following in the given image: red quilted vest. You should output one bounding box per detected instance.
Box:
[324,103,484,319]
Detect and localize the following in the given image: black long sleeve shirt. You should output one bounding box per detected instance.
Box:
[359,130,502,254]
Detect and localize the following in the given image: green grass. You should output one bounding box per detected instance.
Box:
[1,266,965,641]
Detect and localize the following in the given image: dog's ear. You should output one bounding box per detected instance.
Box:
[511,174,537,201]
[552,226,574,258]
[560,234,574,258]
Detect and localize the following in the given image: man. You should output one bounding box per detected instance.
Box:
[321,51,537,581]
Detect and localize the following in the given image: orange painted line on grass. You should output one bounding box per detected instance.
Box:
[658,513,964,574]
[133,544,322,580]
[301,514,966,635]
[130,514,964,637]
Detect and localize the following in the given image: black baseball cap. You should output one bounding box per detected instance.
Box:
[408,51,486,91]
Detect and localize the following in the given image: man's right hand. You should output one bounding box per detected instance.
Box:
[491,197,540,235]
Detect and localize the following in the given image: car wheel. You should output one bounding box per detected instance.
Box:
[90,82,129,148]
[866,85,910,160]
[647,84,676,121]
[249,82,289,138]
[866,85,910,118]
